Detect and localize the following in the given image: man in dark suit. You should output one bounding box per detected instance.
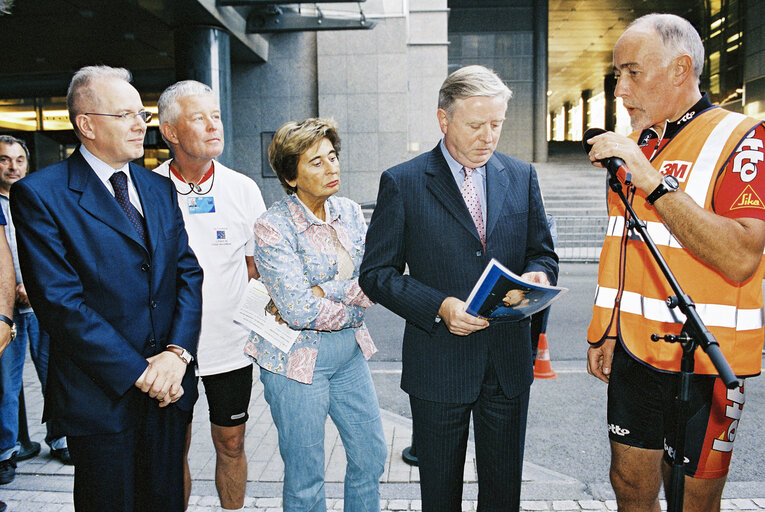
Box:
[360,65,557,511]
[11,65,203,512]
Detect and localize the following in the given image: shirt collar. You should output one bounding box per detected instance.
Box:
[287,194,340,233]
[79,145,131,185]
[637,93,714,147]
[439,139,487,180]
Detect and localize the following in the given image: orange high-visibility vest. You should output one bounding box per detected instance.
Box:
[587,107,765,376]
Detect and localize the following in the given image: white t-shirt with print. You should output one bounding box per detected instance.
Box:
[154,159,267,376]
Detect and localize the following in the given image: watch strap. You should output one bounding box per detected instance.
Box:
[0,314,13,328]
[166,345,193,364]
[646,177,677,205]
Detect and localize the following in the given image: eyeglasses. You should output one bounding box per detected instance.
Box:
[84,111,153,123]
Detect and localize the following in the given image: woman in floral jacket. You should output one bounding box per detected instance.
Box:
[244,118,386,512]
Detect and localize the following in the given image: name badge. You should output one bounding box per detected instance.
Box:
[188,196,215,214]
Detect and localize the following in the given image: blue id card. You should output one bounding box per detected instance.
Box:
[188,196,216,214]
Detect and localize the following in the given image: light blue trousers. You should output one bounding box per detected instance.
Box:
[260,329,387,512]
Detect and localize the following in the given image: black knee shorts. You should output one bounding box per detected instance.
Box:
[200,364,253,427]
[607,344,745,479]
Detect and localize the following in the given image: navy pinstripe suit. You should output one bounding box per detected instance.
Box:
[360,143,557,511]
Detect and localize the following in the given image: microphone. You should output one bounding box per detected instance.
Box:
[582,127,631,184]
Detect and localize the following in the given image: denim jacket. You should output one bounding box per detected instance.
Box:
[244,194,377,383]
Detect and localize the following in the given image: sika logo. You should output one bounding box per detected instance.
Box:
[712,384,745,453]
[661,160,692,182]
[731,185,765,210]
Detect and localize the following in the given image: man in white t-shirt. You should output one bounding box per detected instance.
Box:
[155,80,266,511]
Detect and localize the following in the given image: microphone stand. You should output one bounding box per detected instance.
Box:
[605,168,739,512]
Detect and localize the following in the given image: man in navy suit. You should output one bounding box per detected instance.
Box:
[360,65,557,511]
[11,66,203,511]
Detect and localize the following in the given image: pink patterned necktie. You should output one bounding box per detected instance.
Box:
[461,166,485,248]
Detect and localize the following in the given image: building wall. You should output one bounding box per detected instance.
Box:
[230,3,447,208]
[448,3,536,163]
[231,32,319,208]
[744,0,765,119]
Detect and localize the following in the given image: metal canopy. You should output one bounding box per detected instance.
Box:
[219,0,365,4]
[246,6,375,33]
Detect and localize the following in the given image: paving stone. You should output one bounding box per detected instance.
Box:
[579,500,605,510]
[411,499,423,510]
[387,499,409,510]
[461,501,475,511]
[256,497,282,507]
[720,499,737,510]
[732,498,760,510]
[196,495,220,507]
[753,499,765,508]
[605,500,618,511]
[553,500,579,511]
[521,501,550,511]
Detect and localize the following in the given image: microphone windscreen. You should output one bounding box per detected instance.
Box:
[582,127,607,154]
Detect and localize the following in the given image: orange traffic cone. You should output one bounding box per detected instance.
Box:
[534,333,557,379]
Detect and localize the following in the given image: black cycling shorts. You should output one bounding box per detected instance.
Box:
[607,343,745,479]
[200,364,253,427]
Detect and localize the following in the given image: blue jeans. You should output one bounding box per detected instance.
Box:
[260,329,386,512]
[0,316,27,461]
[21,312,65,449]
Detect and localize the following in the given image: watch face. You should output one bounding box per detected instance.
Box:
[664,175,680,190]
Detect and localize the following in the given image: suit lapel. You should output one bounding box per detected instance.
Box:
[424,145,482,244]
[485,154,509,241]
[69,151,148,252]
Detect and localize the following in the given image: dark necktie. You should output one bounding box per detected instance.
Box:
[109,171,146,245]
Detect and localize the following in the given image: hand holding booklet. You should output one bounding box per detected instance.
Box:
[465,258,567,322]
[234,279,300,354]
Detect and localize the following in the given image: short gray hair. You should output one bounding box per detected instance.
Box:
[0,135,30,170]
[66,65,133,137]
[438,65,512,116]
[628,13,704,82]
[158,80,216,126]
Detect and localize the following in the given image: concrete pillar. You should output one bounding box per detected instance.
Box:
[604,74,617,132]
[174,26,233,167]
[533,0,548,162]
[563,102,570,141]
[581,89,592,137]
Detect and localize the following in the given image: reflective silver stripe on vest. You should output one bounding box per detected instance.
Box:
[593,285,765,331]
[606,216,683,248]
[684,112,749,206]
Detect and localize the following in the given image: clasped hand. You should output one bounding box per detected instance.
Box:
[134,351,187,407]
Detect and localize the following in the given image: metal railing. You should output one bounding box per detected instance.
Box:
[554,216,607,263]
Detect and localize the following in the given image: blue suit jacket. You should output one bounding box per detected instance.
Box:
[11,149,203,436]
[359,145,558,403]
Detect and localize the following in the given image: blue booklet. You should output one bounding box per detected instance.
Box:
[465,258,567,322]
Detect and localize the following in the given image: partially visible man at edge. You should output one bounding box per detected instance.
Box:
[11,65,203,511]
[0,136,71,479]
[155,79,267,511]
[586,13,765,512]
[0,139,21,512]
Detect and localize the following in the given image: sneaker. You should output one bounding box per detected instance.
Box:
[0,458,16,485]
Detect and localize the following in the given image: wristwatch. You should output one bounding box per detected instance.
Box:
[166,345,193,365]
[0,315,16,341]
[646,175,680,205]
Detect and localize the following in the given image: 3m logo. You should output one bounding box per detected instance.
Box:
[732,137,764,183]
[661,160,692,182]
[731,185,765,210]
[712,384,745,453]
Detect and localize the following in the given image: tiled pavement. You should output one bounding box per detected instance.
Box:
[3,354,765,511]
